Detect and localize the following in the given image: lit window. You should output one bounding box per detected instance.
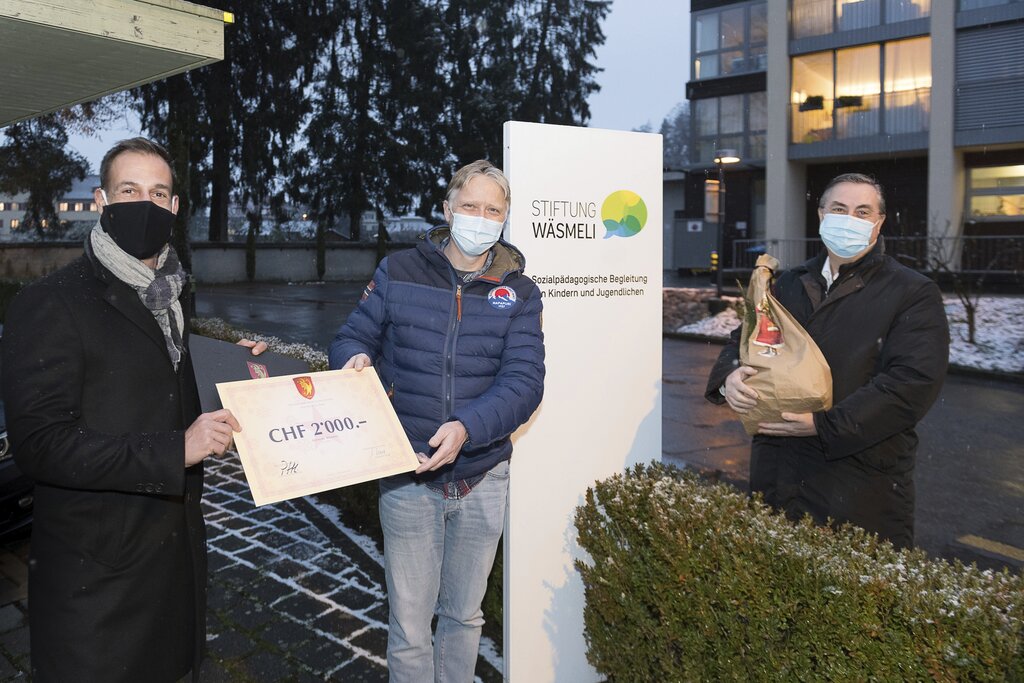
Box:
[58,202,69,212]
[967,165,1024,219]
[41,219,48,228]
[792,37,931,143]
[10,219,20,229]
[0,202,5,211]
[9,202,18,211]
[74,202,84,212]
[885,37,931,134]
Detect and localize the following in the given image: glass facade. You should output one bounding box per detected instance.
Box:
[967,165,1024,219]
[791,37,931,143]
[692,1,767,80]
[792,0,930,38]
[693,92,767,163]
[960,0,1024,9]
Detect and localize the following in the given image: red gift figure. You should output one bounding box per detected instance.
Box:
[752,300,784,356]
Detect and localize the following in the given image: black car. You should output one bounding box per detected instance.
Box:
[0,327,34,540]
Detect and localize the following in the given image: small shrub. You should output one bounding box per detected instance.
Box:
[575,463,1024,682]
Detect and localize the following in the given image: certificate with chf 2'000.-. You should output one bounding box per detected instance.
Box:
[216,368,418,506]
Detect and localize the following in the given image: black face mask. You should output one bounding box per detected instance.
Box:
[100,200,175,259]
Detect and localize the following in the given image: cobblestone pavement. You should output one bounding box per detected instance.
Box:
[0,451,503,682]
[200,451,503,682]
[199,452,391,681]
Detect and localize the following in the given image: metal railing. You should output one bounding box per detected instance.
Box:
[791,88,930,143]
[792,0,930,39]
[731,235,1024,274]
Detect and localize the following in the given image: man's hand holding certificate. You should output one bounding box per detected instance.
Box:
[216,368,418,506]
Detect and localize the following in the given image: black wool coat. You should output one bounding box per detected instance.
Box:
[1,245,205,682]
[706,240,949,548]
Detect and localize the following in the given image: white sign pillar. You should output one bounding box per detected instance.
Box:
[503,121,663,682]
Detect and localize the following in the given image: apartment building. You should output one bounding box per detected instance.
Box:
[687,0,1024,274]
[0,174,99,240]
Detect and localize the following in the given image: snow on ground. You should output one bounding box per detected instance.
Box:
[944,296,1024,374]
[676,296,1024,374]
[305,495,504,679]
[678,308,742,339]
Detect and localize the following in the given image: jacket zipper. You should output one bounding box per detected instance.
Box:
[438,282,463,482]
[441,282,463,421]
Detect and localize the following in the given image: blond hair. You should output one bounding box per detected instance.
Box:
[446,160,510,210]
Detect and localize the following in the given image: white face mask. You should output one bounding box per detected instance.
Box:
[819,213,877,258]
[449,212,504,257]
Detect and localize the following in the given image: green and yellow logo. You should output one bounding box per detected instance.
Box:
[601,190,647,239]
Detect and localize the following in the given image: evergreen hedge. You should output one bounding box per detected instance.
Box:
[574,463,1023,682]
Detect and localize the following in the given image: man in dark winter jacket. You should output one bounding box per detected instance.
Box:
[330,160,545,682]
[706,173,949,549]
[2,137,264,682]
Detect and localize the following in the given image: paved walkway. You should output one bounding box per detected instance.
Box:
[199,452,392,681]
[0,451,502,682]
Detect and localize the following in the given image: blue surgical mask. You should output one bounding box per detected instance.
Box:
[819,213,877,258]
[449,212,504,257]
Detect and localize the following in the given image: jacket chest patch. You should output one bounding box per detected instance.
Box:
[487,286,517,310]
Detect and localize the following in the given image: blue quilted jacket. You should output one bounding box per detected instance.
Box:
[328,227,545,482]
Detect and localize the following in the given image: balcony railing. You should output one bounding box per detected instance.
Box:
[792,0,930,38]
[793,0,835,38]
[791,88,930,143]
[960,0,1023,10]
[731,235,1024,274]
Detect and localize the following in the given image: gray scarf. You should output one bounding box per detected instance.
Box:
[89,224,186,369]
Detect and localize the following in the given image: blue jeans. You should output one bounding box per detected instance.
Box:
[379,460,509,683]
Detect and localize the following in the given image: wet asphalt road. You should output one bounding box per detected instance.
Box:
[195,281,365,351]
[195,280,1024,571]
[662,336,1024,571]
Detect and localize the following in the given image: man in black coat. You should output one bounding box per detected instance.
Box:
[706,173,949,549]
[1,138,263,681]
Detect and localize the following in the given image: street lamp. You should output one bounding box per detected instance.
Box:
[713,148,741,298]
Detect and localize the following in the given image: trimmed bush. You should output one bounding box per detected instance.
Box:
[574,463,1023,682]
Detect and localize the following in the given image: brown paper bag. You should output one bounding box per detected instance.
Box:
[737,254,832,436]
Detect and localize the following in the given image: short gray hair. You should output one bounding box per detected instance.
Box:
[819,173,886,215]
[446,160,510,209]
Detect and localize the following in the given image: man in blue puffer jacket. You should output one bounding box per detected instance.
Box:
[329,160,545,682]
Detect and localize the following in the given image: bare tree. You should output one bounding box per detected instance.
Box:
[916,221,1023,344]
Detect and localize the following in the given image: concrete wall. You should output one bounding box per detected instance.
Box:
[0,242,414,283]
[928,0,964,241]
[766,0,807,242]
[0,244,81,280]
